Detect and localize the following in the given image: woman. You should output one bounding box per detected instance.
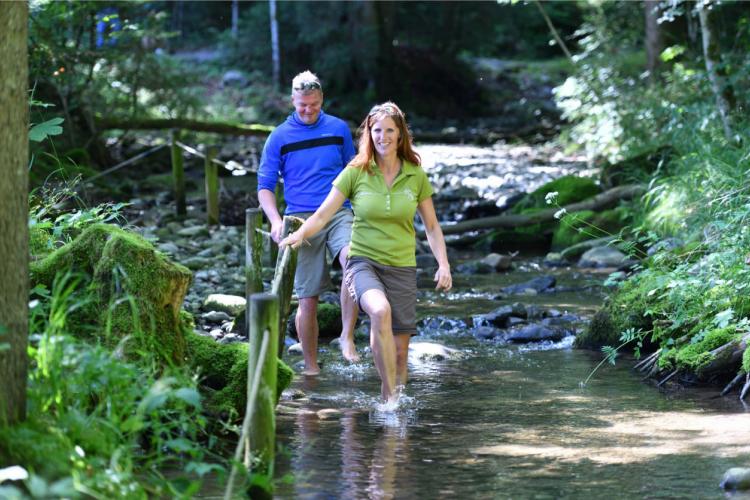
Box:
[280,102,451,404]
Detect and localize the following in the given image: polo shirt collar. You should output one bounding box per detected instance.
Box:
[370,159,418,176]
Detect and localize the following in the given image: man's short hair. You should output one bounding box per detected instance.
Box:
[291,71,322,96]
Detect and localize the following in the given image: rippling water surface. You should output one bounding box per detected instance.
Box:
[266,143,750,499]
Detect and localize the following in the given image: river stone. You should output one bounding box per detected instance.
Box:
[157,242,180,255]
[203,293,246,315]
[409,342,462,361]
[177,225,210,238]
[416,254,436,269]
[720,468,750,490]
[455,260,494,274]
[578,246,627,268]
[317,409,342,420]
[500,276,556,295]
[183,256,213,270]
[474,325,501,340]
[506,324,566,343]
[201,311,232,323]
[543,252,568,267]
[480,253,513,272]
[288,343,303,355]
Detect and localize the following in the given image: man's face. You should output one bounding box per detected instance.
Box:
[291,91,323,125]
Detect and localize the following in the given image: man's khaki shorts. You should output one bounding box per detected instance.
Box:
[293,208,353,298]
[344,256,417,335]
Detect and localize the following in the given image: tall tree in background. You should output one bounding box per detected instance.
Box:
[0,1,29,426]
[269,0,280,92]
[231,0,239,39]
[373,1,396,100]
[697,0,735,141]
[644,0,663,80]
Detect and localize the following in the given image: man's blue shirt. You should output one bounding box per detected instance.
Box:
[258,110,354,214]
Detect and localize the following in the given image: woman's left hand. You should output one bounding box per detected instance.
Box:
[434,266,452,291]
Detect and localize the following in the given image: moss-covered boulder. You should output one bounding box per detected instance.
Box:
[30,223,192,364]
[288,302,343,340]
[600,146,674,188]
[575,309,619,349]
[513,175,601,213]
[551,207,630,251]
[185,330,293,416]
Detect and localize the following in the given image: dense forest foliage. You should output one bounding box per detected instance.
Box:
[3,0,750,497]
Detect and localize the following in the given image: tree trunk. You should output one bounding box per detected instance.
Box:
[0,1,29,425]
[373,1,396,100]
[269,0,280,92]
[430,184,645,237]
[231,0,239,39]
[697,0,735,142]
[644,0,663,80]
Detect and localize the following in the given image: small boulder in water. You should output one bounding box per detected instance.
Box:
[288,342,303,355]
[409,342,462,361]
[499,276,556,295]
[506,324,566,343]
[203,293,246,315]
[578,246,628,268]
[720,468,750,491]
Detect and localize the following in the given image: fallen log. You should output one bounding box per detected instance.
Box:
[432,184,645,237]
[95,116,274,136]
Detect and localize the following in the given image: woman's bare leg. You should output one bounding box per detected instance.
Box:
[394,334,411,387]
[360,289,397,403]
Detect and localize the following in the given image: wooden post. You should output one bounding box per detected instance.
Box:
[205,146,219,225]
[170,129,186,216]
[246,292,279,475]
[271,216,302,357]
[245,208,264,335]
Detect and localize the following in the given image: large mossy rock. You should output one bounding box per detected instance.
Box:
[513,175,601,213]
[287,302,343,340]
[485,176,601,252]
[30,224,192,364]
[185,330,293,415]
[551,207,630,251]
[600,146,674,188]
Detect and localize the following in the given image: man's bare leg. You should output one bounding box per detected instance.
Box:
[338,245,360,362]
[296,296,320,375]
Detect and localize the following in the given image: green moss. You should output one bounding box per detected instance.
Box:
[660,327,739,372]
[185,331,293,417]
[29,225,53,258]
[743,348,750,374]
[514,175,601,213]
[288,302,342,339]
[30,224,192,365]
[551,208,630,250]
[0,421,73,478]
[600,146,674,188]
[575,309,619,349]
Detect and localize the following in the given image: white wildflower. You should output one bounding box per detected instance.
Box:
[545,191,559,205]
[554,208,567,220]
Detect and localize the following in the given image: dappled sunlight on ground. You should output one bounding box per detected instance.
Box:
[473,410,750,465]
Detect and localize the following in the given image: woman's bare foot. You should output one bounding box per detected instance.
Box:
[339,334,360,362]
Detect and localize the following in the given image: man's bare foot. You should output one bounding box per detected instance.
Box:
[339,334,360,363]
[301,366,320,376]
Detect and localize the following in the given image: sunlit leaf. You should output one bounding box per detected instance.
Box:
[29,117,64,142]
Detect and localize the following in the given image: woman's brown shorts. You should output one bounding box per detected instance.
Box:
[344,257,417,335]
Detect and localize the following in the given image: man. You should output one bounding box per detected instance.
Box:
[257,70,359,375]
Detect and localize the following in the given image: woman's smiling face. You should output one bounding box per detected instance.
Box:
[370,116,400,158]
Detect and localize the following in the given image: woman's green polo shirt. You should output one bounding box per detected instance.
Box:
[333,161,433,267]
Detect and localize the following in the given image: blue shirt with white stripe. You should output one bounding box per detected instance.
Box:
[258,110,355,214]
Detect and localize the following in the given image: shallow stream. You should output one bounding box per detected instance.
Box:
[273,260,750,499]
[269,143,750,499]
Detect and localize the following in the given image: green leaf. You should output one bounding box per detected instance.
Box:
[173,387,201,408]
[185,462,224,477]
[29,117,64,142]
[660,45,685,63]
[714,308,734,329]
[166,438,195,453]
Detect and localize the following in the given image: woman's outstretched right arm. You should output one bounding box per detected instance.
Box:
[280,187,346,249]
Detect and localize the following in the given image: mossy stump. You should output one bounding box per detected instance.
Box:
[30,223,192,364]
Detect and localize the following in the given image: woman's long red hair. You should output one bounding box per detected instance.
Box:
[348,102,421,173]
